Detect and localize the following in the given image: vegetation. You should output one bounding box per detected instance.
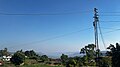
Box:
[21,64,64,67]
[60,44,112,67]
[10,50,25,65]
[80,44,96,66]
[40,55,49,62]
[0,43,120,67]
[107,43,120,67]
[25,50,38,59]
[60,54,68,65]
[0,48,10,56]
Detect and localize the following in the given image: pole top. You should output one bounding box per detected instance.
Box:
[94,8,98,13]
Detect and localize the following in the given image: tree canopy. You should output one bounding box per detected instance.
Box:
[60,54,68,65]
[10,50,25,65]
[0,48,10,56]
[107,43,120,67]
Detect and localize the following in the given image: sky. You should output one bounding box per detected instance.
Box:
[0,0,120,54]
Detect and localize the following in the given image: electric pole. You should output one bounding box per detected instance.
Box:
[93,8,100,66]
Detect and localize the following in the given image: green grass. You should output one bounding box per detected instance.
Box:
[3,59,65,67]
[3,63,64,67]
[21,64,64,67]
[21,59,65,67]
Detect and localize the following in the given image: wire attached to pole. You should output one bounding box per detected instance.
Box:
[98,21,107,51]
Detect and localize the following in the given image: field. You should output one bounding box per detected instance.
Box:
[3,59,65,67]
[21,64,64,67]
[3,64,64,67]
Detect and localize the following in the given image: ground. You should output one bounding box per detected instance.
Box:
[2,59,64,67]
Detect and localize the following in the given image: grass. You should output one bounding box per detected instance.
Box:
[3,59,65,67]
[3,63,64,67]
[21,59,65,67]
[21,64,64,67]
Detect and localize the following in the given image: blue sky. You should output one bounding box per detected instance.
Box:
[0,0,120,54]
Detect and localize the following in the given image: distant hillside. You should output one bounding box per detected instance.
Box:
[36,52,45,56]
[101,51,107,56]
[46,52,85,59]
[46,51,107,59]
[9,51,107,59]
[68,52,85,57]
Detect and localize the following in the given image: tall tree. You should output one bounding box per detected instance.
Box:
[25,50,37,59]
[60,54,68,65]
[107,43,120,67]
[80,44,96,66]
[10,50,25,65]
[0,48,10,56]
[40,55,48,62]
[66,58,76,67]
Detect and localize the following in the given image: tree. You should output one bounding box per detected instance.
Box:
[0,48,10,56]
[24,50,38,59]
[25,50,36,57]
[66,59,76,67]
[10,50,25,65]
[107,43,120,67]
[99,57,111,67]
[40,55,48,62]
[80,44,96,66]
[60,54,68,65]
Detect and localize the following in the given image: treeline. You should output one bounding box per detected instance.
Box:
[0,49,49,66]
[60,43,120,67]
[60,44,111,67]
[0,43,120,67]
[11,50,49,65]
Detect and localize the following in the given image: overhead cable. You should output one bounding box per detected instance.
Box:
[0,11,91,16]
[98,21,107,50]
[7,27,92,48]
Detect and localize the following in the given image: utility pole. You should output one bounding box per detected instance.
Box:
[93,8,100,66]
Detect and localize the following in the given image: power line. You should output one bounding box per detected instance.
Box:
[2,11,120,16]
[99,11,120,16]
[25,27,92,44]
[98,21,107,51]
[100,12,120,13]
[104,28,120,33]
[100,27,120,34]
[0,11,91,16]
[100,21,120,23]
[100,15,120,16]
[7,27,92,48]
[101,27,120,30]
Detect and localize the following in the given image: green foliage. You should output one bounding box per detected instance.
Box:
[3,62,64,67]
[66,58,76,67]
[80,44,96,66]
[0,48,10,56]
[60,54,68,65]
[25,50,37,59]
[79,44,112,66]
[21,64,64,67]
[10,50,25,65]
[107,43,120,67]
[99,57,111,67]
[40,55,48,62]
